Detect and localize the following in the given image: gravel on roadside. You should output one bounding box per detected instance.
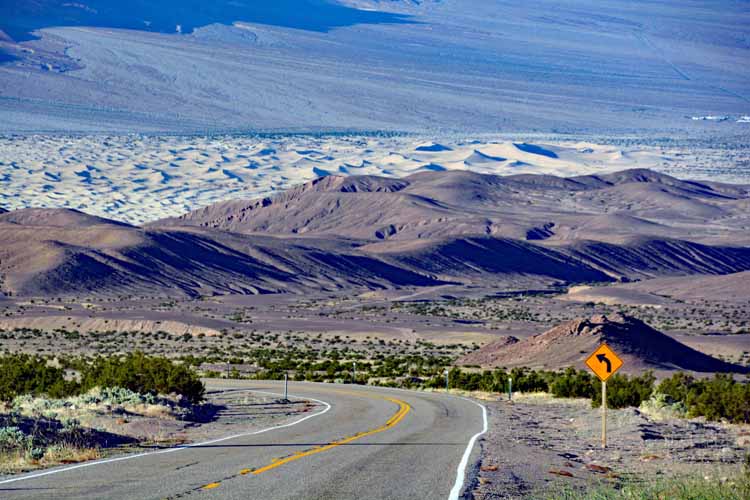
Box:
[471,393,748,499]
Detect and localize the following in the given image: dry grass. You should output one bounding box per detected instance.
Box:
[0,446,101,474]
[546,473,750,500]
[41,445,101,465]
[128,403,173,419]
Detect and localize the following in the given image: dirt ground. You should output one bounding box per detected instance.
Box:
[471,394,749,499]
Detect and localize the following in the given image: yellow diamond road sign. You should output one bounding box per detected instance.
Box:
[585,343,623,381]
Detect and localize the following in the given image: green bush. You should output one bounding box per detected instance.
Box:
[591,372,655,409]
[510,367,552,393]
[550,368,596,399]
[658,373,750,423]
[80,352,205,404]
[0,354,78,402]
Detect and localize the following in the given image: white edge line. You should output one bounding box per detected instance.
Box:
[268,381,489,500]
[0,389,331,486]
[448,397,488,500]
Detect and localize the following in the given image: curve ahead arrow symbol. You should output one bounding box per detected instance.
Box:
[596,354,612,373]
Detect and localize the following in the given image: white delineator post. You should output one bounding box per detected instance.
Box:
[284,372,289,401]
[602,381,607,449]
[445,369,449,393]
[508,377,512,401]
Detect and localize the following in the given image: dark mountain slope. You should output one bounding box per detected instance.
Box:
[564,238,750,280]
[156,169,750,245]
[366,236,612,284]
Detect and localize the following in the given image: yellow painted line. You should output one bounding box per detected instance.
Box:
[201,482,221,490]
[250,397,410,476]
[239,469,251,475]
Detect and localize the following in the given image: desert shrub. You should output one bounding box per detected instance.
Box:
[0,427,31,451]
[78,386,156,406]
[0,354,79,402]
[80,352,204,404]
[591,371,655,409]
[657,372,695,403]
[550,368,596,399]
[509,367,552,393]
[639,391,687,420]
[658,373,750,423]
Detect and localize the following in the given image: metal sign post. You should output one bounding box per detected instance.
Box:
[284,372,289,401]
[444,369,449,393]
[601,381,607,448]
[585,343,623,450]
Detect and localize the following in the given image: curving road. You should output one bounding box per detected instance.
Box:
[0,380,487,500]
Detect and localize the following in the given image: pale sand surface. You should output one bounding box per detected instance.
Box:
[2,134,747,225]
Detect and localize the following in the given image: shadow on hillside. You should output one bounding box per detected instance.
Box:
[2,0,414,42]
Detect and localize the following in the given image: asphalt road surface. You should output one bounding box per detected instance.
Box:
[0,380,487,500]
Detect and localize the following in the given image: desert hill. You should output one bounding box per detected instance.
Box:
[0,212,450,297]
[157,168,750,245]
[0,207,131,228]
[5,169,750,297]
[458,314,748,374]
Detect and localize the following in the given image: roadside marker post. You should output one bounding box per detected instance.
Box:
[284,372,289,401]
[508,377,512,401]
[353,361,357,384]
[585,343,623,449]
[444,369,449,393]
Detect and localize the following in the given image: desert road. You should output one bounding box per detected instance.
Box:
[0,380,487,500]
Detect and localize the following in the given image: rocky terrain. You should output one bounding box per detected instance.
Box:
[473,394,749,499]
[458,313,748,375]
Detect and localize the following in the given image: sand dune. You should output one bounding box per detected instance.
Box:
[2,135,747,225]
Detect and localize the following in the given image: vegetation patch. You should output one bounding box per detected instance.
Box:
[0,352,206,473]
[547,473,750,500]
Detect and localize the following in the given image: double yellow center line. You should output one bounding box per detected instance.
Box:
[200,395,411,491]
[251,397,409,475]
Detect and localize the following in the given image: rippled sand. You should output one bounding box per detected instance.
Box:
[1,134,746,224]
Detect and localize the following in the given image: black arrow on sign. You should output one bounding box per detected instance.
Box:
[596,354,612,373]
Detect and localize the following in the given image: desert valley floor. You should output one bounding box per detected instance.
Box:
[1,134,749,372]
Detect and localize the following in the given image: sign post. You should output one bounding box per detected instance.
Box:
[284,372,289,401]
[444,369,449,393]
[601,380,607,448]
[585,343,623,449]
